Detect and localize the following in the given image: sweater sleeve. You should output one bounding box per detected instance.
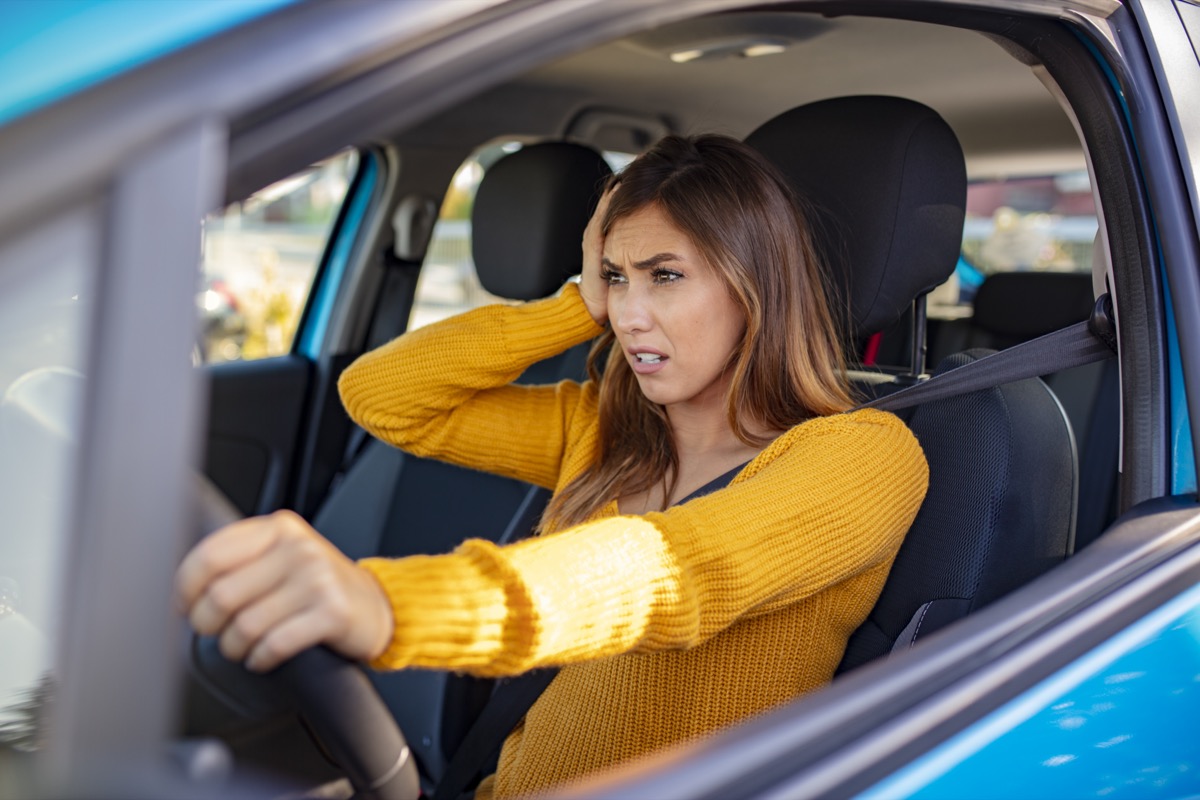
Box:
[337,283,605,490]
[358,409,928,676]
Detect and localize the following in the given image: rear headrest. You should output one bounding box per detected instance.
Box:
[745,96,967,338]
[472,142,613,300]
[973,271,1094,340]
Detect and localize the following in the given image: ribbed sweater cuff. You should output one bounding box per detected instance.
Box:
[358,543,521,673]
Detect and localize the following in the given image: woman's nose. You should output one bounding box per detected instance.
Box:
[611,284,653,335]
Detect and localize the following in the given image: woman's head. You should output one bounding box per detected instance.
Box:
[598,134,853,431]
[544,134,853,530]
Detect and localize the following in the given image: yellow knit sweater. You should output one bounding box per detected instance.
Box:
[337,284,928,798]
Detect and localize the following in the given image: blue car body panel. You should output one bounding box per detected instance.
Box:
[0,0,296,128]
[1165,275,1197,495]
[860,581,1200,799]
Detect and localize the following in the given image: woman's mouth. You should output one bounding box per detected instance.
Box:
[630,349,668,374]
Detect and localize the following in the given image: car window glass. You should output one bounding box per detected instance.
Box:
[409,141,632,330]
[928,170,1099,319]
[199,149,358,363]
[0,205,99,753]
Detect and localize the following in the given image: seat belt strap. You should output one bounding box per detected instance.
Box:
[432,669,558,800]
[863,306,1116,414]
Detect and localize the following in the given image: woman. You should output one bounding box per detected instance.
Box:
[177,135,928,798]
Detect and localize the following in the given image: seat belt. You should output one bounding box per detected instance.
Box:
[862,296,1117,413]
[433,296,1118,800]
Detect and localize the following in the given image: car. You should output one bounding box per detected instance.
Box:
[1,0,1199,798]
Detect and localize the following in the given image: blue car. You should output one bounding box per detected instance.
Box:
[1,1,1198,798]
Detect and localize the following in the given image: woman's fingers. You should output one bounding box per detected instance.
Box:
[176,517,280,613]
[579,182,617,325]
[244,607,339,672]
[215,568,316,664]
[176,509,394,671]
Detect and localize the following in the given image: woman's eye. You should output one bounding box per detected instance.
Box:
[601,269,627,285]
[652,269,682,284]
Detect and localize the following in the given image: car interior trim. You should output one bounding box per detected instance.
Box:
[291,149,394,515]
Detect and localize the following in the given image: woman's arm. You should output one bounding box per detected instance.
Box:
[362,408,929,676]
[177,409,926,674]
[338,283,604,489]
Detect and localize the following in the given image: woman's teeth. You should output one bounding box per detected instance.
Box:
[636,353,662,363]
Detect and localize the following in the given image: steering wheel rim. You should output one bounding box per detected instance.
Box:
[191,474,420,800]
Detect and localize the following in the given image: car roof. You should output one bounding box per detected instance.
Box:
[402,10,1088,180]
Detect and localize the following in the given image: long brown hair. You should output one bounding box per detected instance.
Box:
[542,134,853,531]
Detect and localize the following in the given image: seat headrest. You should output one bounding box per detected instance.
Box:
[472,142,613,300]
[745,96,967,338]
[972,271,1094,341]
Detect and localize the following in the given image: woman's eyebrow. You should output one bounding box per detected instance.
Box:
[601,253,683,271]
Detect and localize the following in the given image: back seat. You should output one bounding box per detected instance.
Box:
[314,142,611,782]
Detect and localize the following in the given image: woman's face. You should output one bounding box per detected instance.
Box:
[603,203,746,416]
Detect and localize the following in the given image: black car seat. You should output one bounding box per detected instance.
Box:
[314,141,611,782]
[943,270,1119,549]
[745,96,1077,671]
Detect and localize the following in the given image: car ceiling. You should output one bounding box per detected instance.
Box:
[399,11,1083,179]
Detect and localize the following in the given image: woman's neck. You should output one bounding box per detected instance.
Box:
[664,390,780,459]
[667,409,753,463]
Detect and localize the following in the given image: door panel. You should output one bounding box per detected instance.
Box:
[203,355,311,516]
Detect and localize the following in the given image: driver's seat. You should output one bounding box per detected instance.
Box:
[746,97,1077,670]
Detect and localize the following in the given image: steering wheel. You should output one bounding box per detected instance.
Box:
[191,475,420,800]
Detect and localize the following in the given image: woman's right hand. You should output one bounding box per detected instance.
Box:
[176,510,394,672]
[579,182,616,326]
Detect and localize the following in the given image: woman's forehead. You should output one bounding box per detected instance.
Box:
[605,204,698,259]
